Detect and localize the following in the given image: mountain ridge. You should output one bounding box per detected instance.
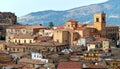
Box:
[18,0,120,26]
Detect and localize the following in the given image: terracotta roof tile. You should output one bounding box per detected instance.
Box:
[81,36,89,38]
[22,67,36,69]
[7,45,26,48]
[88,41,97,44]
[30,41,66,47]
[86,65,106,68]
[57,26,64,29]
[67,19,77,22]
[7,25,47,29]
[14,34,34,39]
[78,24,85,27]
[27,26,47,29]
[106,25,118,28]
[57,62,82,69]
[76,27,86,31]
[8,25,25,29]
[95,37,109,41]
[70,57,80,61]
[18,58,45,64]
[37,36,52,42]
[0,61,23,67]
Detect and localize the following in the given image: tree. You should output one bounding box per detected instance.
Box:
[39,24,42,26]
[49,22,54,28]
[0,35,5,40]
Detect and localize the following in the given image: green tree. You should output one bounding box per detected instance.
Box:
[0,35,5,40]
[49,22,54,28]
[39,24,42,26]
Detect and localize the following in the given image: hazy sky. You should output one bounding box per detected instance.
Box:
[0,0,108,17]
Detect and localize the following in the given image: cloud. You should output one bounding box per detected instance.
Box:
[109,15,119,18]
[83,20,91,24]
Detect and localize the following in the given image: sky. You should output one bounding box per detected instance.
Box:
[0,0,108,17]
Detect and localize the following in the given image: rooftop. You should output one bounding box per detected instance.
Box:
[76,27,86,31]
[18,58,45,64]
[88,41,98,44]
[67,19,78,22]
[86,65,106,68]
[56,26,64,29]
[27,26,47,29]
[7,45,26,48]
[95,37,109,41]
[29,41,66,47]
[7,25,47,29]
[57,62,82,69]
[14,34,34,39]
[7,25,25,29]
[106,25,119,28]
[37,36,52,42]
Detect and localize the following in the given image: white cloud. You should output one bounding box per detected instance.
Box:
[83,20,91,24]
[109,15,119,18]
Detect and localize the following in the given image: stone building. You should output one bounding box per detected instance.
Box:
[53,29,80,46]
[53,29,69,45]
[6,25,47,42]
[6,44,26,53]
[77,36,95,46]
[53,13,119,47]
[26,41,69,53]
[65,19,78,30]
[31,52,48,63]
[106,26,119,40]
[18,58,45,68]
[94,13,106,37]
[0,41,6,51]
[93,13,119,40]
[0,12,17,39]
[75,27,100,37]
[0,53,12,63]
[95,37,110,52]
[87,41,102,51]
[13,34,35,44]
[57,62,82,69]
[106,59,120,69]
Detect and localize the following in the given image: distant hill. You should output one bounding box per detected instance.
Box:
[18,0,120,26]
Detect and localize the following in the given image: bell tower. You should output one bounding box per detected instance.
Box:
[94,12,106,37]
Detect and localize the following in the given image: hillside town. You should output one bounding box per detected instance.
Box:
[0,12,120,69]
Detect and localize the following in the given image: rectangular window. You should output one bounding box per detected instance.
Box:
[24,40,26,43]
[17,48,19,51]
[57,40,59,42]
[68,25,70,27]
[15,40,17,43]
[30,40,32,43]
[13,48,15,51]
[19,40,20,43]
[96,18,99,22]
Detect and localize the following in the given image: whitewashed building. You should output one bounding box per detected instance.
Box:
[31,52,48,63]
[77,36,95,46]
